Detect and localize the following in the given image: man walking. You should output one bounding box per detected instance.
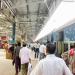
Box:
[35,42,40,58]
[39,43,46,60]
[13,42,21,75]
[30,43,73,75]
[19,43,30,75]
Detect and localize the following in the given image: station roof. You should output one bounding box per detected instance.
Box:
[0,0,61,42]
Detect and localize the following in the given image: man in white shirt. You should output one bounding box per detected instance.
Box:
[39,43,46,60]
[19,43,30,75]
[35,42,40,58]
[30,43,73,75]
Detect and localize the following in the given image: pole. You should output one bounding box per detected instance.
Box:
[12,22,16,44]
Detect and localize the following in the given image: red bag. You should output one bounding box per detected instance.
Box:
[69,48,74,56]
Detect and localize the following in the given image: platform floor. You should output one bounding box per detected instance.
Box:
[0,49,38,75]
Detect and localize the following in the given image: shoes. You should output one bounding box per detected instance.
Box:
[15,72,18,75]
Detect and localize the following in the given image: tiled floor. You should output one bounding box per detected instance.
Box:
[0,49,38,75]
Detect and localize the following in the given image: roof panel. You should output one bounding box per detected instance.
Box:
[2,0,61,41]
[29,4,38,12]
[30,15,37,21]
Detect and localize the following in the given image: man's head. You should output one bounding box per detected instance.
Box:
[46,43,56,54]
[17,42,21,46]
[23,43,27,47]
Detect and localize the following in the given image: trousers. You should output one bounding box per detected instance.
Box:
[21,63,29,75]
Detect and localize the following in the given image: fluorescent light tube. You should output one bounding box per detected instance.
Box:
[34,1,75,42]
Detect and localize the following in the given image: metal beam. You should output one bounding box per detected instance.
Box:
[26,0,27,3]
[37,3,40,16]
[18,12,48,17]
[19,20,36,23]
[11,0,44,9]
[3,0,17,16]
[0,0,1,10]
[27,5,29,18]
[3,0,14,15]
[63,0,75,2]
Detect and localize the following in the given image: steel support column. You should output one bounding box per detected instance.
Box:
[57,31,64,57]
[12,22,16,44]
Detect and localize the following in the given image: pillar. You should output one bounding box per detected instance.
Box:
[57,31,64,57]
[12,22,16,44]
[51,33,54,43]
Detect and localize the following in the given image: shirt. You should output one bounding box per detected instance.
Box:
[36,43,40,48]
[19,47,30,64]
[15,46,21,57]
[30,54,73,75]
[39,44,46,53]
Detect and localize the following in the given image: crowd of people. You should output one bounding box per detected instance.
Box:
[4,41,75,75]
[30,43,73,75]
[30,42,46,60]
[61,45,75,75]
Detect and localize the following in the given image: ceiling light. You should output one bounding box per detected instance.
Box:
[0,27,3,30]
[0,13,5,18]
[44,0,46,3]
[9,25,12,28]
[34,1,75,42]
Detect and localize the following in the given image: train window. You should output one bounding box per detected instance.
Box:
[64,43,68,52]
[70,43,74,49]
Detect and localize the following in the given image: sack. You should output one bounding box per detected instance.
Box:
[69,48,74,56]
[28,63,32,73]
[6,51,12,59]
